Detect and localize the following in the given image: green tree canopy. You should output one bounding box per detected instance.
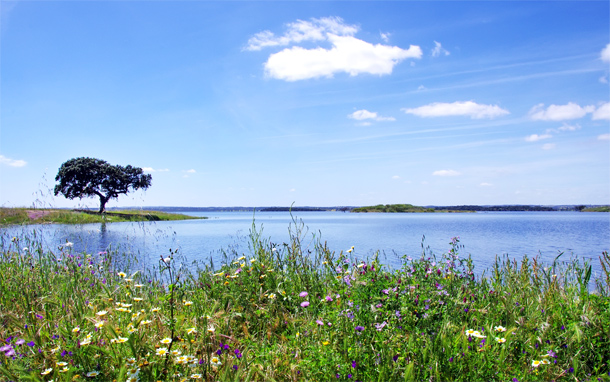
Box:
[54,157,152,213]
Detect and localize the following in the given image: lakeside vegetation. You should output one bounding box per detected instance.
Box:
[1,221,609,382]
[352,204,471,213]
[583,206,610,212]
[0,208,205,226]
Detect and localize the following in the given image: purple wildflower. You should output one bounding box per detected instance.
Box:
[299,291,308,298]
[351,360,357,368]
[300,301,309,307]
[316,320,324,326]
[355,326,364,332]
[26,341,34,347]
[14,339,25,346]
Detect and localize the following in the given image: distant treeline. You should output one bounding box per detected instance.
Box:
[431,205,555,212]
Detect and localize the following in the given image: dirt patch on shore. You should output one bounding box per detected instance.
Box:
[26,210,54,220]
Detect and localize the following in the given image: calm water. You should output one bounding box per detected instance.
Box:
[2,211,609,274]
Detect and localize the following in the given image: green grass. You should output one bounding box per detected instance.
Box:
[0,221,609,382]
[0,208,205,226]
[583,206,610,212]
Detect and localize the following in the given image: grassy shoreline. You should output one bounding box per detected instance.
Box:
[0,208,205,226]
[0,222,609,381]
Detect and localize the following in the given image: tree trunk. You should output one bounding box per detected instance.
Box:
[99,195,109,213]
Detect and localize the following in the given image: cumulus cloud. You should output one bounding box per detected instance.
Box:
[528,102,595,121]
[185,169,196,173]
[246,17,422,81]
[143,167,169,173]
[402,101,509,119]
[601,43,610,63]
[380,32,390,43]
[431,41,450,57]
[598,133,610,140]
[525,134,552,142]
[348,109,395,122]
[0,155,26,167]
[245,17,358,51]
[432,169,461,176]
[592,102,610,120]
[542,143,556,150]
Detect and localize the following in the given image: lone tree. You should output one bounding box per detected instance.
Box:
[54,157,152,213]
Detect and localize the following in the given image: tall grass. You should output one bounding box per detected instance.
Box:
[0,219,608,381]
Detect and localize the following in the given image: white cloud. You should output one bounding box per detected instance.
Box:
[348,109,395,122]
[245,17,358,51]
[600,75,609,84]
[592,102,610,120]
[479,182,493,187]
[417,85,426,91]
[264,34,422,81]
[601,43,610,63]
[557,123,581,132]
[143,167,170,173]
[185,169,196,173]
[598,133,610,140]
[380,32,390,43]
[392,175,400,179]
[542,143,556,150]
[525,133,552,142]
[432,169,461,176]
[431,41,450,57]
[248,17,422,81]
[0,155,26,167]
[402,101,509,119]
[528,102,595,121]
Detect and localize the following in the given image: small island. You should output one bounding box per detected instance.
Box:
[351,204,471,213]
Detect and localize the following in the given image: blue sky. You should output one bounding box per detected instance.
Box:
[1,1,609,208]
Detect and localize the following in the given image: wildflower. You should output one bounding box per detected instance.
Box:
[72,327,80,333]
[250,258,256,263]
[471,331,486,339]
[151,307,161,313]
[316,319,324,325]
[210,355,222,366]
[375,321,387,331]
[133,297,143,301]
[160,337,172,345]
[207,325,216,333]
[299,291,308,298]
[346,246,354,253]
[465,329,476,336]
[184,300,193,306]
[531,360,542,368]
[300,301,310,307]
[141,320,152,325]
[268,293,277,300]
[41,368,53,375]
[496,337,506,343]
[355,326,364,332]
[191,374,202,379]
[86,371,100,377]
[94,321,104,329]
[80,338,91,346]
[96,310,108,317]
[57,361,68,367]
[186,327,197,335]
[135,284,144,288]
[325,295,333,302]
[118,272,127,278]
[494,325,507,332]
[115,337,128,344]
[60,367,69,373]
[156,347,168,356]
[541,359,550,365]
[213,272,224,277]
[238,256,245,261]
[322,341,330,345]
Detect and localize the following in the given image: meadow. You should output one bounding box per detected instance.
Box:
[1,220,609,382]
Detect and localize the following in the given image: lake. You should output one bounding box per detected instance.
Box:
[2,211,609,276]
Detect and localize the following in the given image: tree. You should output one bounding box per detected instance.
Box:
[54,157,152,213]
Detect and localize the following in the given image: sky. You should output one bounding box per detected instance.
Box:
[1,1,609,209]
